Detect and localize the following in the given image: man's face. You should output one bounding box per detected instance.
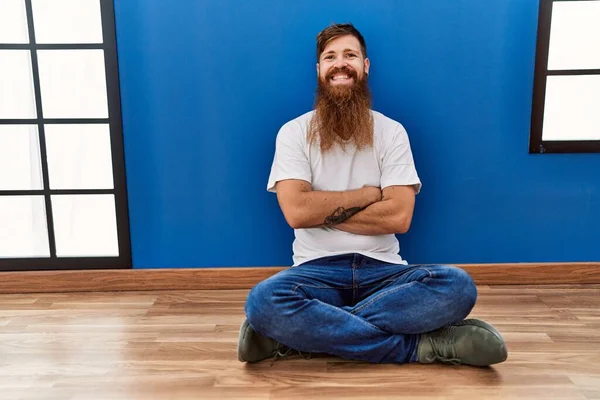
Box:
[317,34,370,88]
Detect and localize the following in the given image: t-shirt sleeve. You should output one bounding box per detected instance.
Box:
[380,123,422,194]
[266,122,312,193]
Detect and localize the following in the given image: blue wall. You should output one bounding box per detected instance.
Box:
[115,0,600,268]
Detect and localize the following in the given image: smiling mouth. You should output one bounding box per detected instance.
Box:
[330,74,352,82]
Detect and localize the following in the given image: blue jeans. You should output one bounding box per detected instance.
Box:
[245,253,477,363]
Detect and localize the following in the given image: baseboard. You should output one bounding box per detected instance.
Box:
[0,262,599,294]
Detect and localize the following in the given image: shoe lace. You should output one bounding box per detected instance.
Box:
[270,343,313,365]
[429,326,461,365]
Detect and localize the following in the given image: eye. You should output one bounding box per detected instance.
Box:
[346,53,357,58]
[324,55,334,61]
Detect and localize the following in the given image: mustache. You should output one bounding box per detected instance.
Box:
[325,66,358,81]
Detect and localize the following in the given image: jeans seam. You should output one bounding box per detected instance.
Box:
[420,267,434,284]
[292,283,353,294]
[361,282,391,288]
[352,265,357,304]
[370,267,434,288]
[317,298,388,333]
[351,281,419,315]
[289,285,385,333]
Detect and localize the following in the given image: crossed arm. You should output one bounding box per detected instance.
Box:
[274,179,416,235]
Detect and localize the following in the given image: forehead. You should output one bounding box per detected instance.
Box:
[322,35,362,54]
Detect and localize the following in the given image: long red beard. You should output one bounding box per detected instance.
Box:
[308,66,374,153]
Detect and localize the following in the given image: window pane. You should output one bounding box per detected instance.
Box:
[37,49,108,118]
[542,75,600,141]
[32,0,103,44]
[46,124,114,190]
[0,50,37,118]
[0,0,29,43]
[0,196,50,258]
[52,194,119,257]
[0,125,43,190]
[548,1,600,70]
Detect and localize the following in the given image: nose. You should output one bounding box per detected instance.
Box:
[333,57,347,69]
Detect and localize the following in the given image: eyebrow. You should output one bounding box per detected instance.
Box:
[322,48,360,56]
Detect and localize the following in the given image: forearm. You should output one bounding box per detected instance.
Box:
[335,199,411,235]
[287,188,377,229]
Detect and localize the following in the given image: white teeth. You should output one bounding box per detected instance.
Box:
[332,75,349,80]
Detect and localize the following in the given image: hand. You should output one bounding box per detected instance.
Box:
[362,186,382,204]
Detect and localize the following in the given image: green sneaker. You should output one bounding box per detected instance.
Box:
[417,319,507,367]
[237,319,301,363]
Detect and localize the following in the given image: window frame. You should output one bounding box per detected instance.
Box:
[0,0,131,271]
[529,0,600,154]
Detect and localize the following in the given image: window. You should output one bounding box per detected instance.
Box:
[530,0,600,153]
[0,0,131,271]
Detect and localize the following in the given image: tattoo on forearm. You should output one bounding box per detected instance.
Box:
[324,207,364,227]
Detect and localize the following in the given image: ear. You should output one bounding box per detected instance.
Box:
[316,63,319,75]
[364,58,370,75]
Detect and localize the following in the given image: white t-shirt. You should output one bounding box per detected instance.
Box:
[267,110,422,266]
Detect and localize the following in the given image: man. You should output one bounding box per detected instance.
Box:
[237,23,507,366]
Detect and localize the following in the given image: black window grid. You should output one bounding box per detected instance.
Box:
[0,0,131,271]
[530,0,600,154]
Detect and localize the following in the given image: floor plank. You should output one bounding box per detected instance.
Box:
[0,286,598,399]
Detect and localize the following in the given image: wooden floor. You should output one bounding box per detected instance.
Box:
[0,285,599,400]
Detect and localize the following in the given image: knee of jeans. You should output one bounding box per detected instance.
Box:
[245,281,271,327]
[245,278,290,335]
[443,266,477,319]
